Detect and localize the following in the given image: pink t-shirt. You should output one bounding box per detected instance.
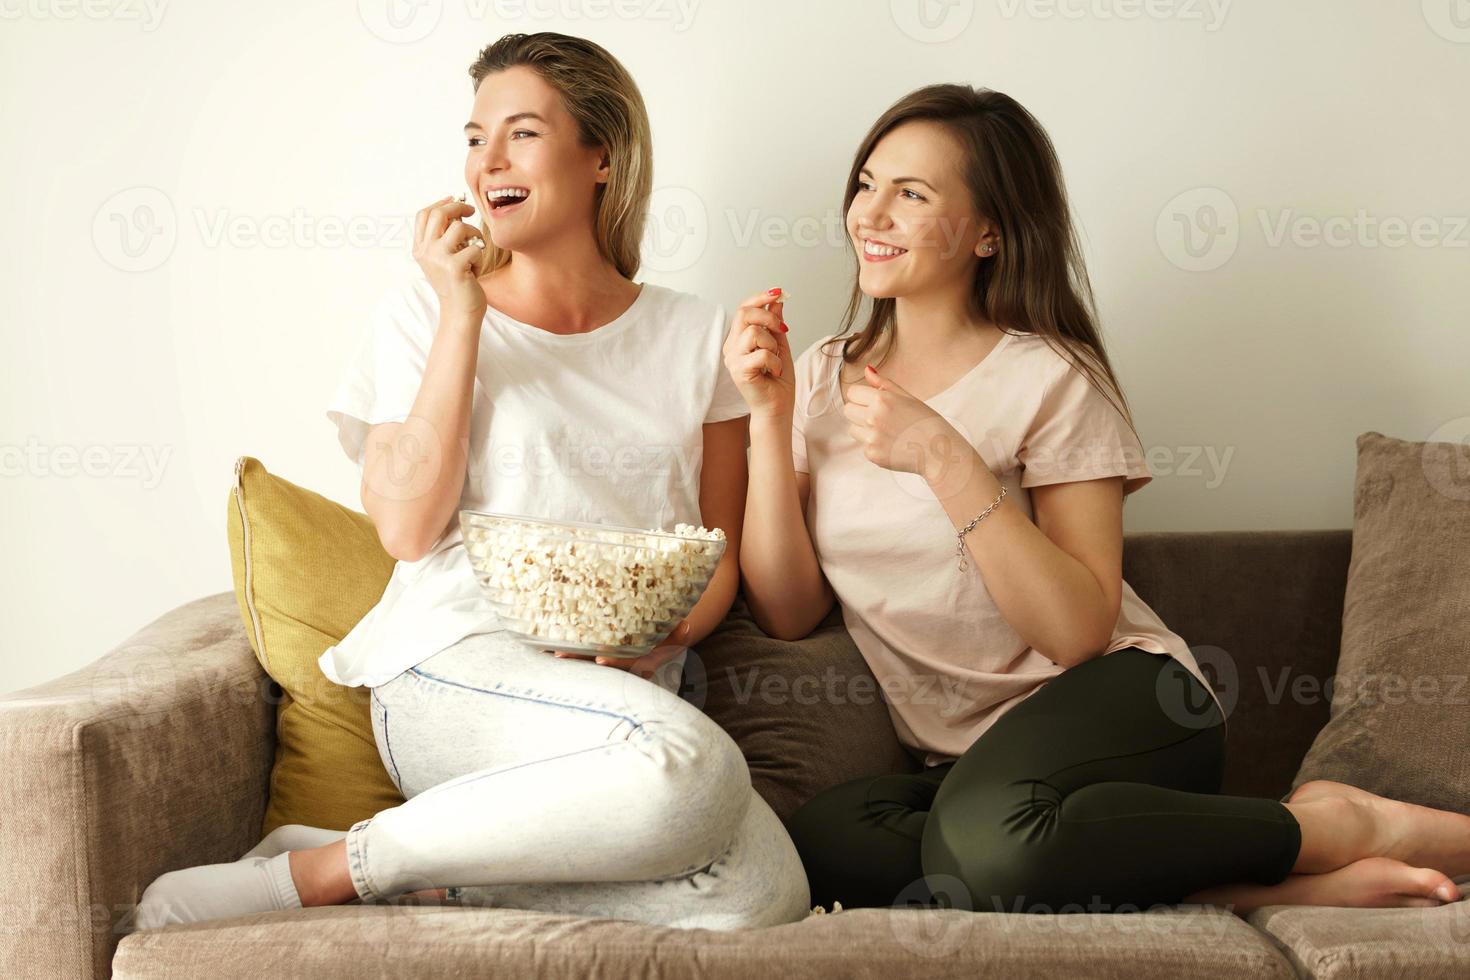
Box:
[792,331,1225,766]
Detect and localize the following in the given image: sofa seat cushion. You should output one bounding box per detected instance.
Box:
[112,904,1296,979]
[1248,885,1470,979]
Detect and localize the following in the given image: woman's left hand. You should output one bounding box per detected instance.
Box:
[548,620,692,680]
[843,364,970,482]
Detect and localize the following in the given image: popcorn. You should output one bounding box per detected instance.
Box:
[461,515,726,655]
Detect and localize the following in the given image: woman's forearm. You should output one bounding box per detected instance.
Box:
[928,451,1113,667]
[680,542,740,647]
[740,414,833,640]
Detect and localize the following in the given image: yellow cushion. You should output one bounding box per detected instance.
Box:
[226,455,406,835]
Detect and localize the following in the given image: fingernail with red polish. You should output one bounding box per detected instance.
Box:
[780,321,789,333]
[767,287,782,296]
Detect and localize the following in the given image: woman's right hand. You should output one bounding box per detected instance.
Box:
[723,288,796,419]
[412,194,487,324]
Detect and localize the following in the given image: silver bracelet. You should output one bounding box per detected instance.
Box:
[955,484,1007,571]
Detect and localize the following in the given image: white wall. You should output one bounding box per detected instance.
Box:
[3,0,1467,695]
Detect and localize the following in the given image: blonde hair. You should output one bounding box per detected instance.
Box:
[467,33,652,279]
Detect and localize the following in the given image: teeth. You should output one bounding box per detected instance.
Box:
[487,187,530,201]
[864,240,907,256]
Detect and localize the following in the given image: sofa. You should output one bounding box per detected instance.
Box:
[4,528,1469,979]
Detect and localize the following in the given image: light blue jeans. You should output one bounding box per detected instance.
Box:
[343,628,811,929]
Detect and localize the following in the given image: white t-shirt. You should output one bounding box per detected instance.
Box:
[317,275,749,691]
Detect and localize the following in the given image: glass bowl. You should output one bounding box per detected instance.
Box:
[460,510,727,658]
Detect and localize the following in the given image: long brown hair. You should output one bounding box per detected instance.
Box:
[467,33,652,280]
[824,84,1140,440]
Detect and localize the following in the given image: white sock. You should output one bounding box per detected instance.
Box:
[130,851,302,930]
[235,826,413,908]
[240,823,347,860]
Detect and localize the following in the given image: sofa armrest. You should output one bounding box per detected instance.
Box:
[0,592,275,979]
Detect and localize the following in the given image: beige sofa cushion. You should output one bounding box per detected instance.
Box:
[113,903,1298,979]
[1249,889,1470,979]
[1291,431,1470,811]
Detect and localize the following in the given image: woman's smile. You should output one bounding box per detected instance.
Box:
[861,237,909,262]
[484,184,532,218]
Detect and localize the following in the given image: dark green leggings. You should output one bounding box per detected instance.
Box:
[788,648,1302,913]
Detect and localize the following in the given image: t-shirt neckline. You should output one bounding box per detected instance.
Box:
[834,329,1017,407]
[924,329,1016,403]
[483,282,651,344]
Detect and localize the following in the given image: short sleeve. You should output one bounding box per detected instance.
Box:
[791,413,809,474]
[704,305,751,424]
[1018,357,1152,496]
[791,336,840,475]
[790,342,816,475]
[326,281,436,468]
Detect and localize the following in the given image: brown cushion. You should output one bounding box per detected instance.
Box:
[687,595,918,823]
[1291,431,1470,811]
[1120,529,1349,801]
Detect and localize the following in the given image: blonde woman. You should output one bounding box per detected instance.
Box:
[726,84,1470,915]
[132,33,808,931]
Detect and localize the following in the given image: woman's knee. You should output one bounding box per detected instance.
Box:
[922,784,1070,912]
[696,794,811,929]
[632,713,752,866]
[787,779,865,872]
[787,776,937,909]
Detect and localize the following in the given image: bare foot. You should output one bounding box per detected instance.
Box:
[1288,779,1381,805]
[1185,856,1462,916]
[1289,779,1470,878]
